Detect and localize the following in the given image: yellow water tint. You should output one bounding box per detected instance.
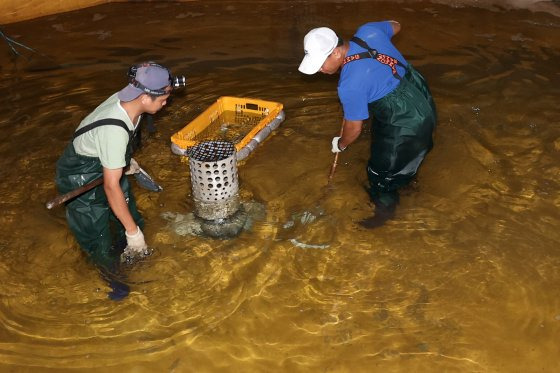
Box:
[1,1,559,372]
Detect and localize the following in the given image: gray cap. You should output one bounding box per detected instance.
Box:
[118,64,170,102]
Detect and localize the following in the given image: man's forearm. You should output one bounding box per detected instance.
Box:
[339,119,363,149]
[104,180,137,233]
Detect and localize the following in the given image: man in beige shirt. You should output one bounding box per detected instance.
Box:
[56,62,175,300]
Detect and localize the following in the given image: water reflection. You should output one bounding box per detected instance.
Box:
[0,1,559,371]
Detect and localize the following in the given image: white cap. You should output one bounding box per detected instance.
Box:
[298,27,338,75]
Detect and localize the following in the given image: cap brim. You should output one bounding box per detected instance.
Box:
[118,84,144,102]
[298,53,328,75]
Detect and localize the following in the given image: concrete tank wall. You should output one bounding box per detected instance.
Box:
[0,0,114,24]
[1,0,558,25]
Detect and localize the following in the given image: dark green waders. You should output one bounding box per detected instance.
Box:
[55,123,144,274]
[366,65,437,207]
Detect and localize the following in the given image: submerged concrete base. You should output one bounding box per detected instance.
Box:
[199,206,248,239]
[162,201,265,239]
[194,195,240,221]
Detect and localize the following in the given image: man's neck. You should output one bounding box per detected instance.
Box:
[120,100,142,126]
[342,41,350,58]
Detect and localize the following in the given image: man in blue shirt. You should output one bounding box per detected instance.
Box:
[299,21,436,228]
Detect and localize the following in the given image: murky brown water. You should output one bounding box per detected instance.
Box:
[1,1,560,372]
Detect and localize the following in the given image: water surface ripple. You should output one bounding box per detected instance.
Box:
[0,1,559,371]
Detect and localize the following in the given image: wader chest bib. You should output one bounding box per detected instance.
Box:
[344,36,437,199]
[55,119,144,271]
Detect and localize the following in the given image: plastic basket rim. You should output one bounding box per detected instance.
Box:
[170,96,284,151]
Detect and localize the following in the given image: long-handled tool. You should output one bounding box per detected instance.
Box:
[45,167,162,210]
[327,119,345,185]
[45,178,103,209]
[133,166,163,193]
[282,119,346,249]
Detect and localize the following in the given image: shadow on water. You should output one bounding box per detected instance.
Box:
[0,0,559,371]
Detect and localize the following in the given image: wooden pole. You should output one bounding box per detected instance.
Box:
[45,177,103,209]
[327,119,345,185]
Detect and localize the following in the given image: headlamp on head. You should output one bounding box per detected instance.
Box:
[127,62,186,96]
[171,75,186,89]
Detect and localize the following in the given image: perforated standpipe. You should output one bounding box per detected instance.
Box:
[188,141,240,221]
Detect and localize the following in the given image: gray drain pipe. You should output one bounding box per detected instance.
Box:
[188,141,240,222]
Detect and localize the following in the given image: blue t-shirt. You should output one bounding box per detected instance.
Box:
[338,21,408,121]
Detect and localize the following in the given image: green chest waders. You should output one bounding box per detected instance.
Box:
[344,37,437,206]
[55,119,144,272]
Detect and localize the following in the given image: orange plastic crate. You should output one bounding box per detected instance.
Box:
[171,96,284,153]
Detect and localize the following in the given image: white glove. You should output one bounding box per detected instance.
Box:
[125,226,147,254]
[125,158,140,175]
[331,136,346,153]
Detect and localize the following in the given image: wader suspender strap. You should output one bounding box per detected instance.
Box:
[73,118,132,140]
[343,36,407,80]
